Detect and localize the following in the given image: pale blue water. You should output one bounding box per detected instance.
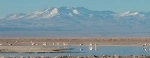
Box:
[0,46,149,56]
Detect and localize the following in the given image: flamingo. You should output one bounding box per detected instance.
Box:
[95,44,98,51]
[80,44,83,46]
[89,43,93,47]
[143,43,148,48]
[89,46,93,51]
[31,43,37,45]
[63,42,68,46]
[15,41,18,43]
[79,44,83,51]
[63,43,68,48]
[31,41,37,45]
[43,43,47,46]
[143,43,147,46]
[9,43,12,46]
[79,44,83,48]
[52,43,55,45]
[90,43,93,45]
[89,43,94,51]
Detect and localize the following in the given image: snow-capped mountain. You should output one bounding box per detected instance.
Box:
[1,7,150,33]
[1,7,116,20]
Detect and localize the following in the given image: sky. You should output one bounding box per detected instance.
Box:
[0,0,150,17]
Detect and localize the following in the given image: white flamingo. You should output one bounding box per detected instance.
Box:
[89,43,93,47]
[95,44,98,51]
[80,44,83,46]
[143,43,147,46]
[89,46,93,51]
[31,43,37,45]
[9,43,12,46]
[80,44,83,47]
[63,42,68,46]
[89,43,93,51]
[143,43,148,49]
[15,41,18,43]
[79,44,83,51]
[53,43,55,45]
[43,43,47,46]
[31,41,37,45]
[63,43,68,48]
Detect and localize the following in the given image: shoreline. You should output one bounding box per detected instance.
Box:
[0,55,149,58]
[0,38,149,46]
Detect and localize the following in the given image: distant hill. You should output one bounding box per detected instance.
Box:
[1,7,150,33]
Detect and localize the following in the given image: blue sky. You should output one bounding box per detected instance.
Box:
[0,0,150,17]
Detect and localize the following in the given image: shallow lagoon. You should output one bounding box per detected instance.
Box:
[0,46,149,56]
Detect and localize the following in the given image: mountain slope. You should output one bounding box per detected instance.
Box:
[0,7,150,33]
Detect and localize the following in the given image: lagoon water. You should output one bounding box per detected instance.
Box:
[0,46,149,56]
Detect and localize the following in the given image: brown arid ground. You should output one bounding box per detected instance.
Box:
[0,38,150,46]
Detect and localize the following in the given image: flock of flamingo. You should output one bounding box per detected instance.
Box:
[30,40,98,51]
[1,40,149,51]
[30,42,150,52]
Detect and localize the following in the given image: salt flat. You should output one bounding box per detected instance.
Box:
[0,38,149,46]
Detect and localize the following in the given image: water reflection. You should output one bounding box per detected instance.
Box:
[143,46,150,52]
[80,48,83,51]
[143,48,147,52]
[79,44,83,51]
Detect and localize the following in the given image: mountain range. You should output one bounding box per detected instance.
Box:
[1,7,150,33]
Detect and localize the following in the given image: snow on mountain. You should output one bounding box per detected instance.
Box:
[2,7,149,20]
[120,11,139,16]
[1,7,116,20]
[26,7,59,19]
[47,8,59,18]
[119,11,145,17]
[1,7,150,33]
[73,9,80,14]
